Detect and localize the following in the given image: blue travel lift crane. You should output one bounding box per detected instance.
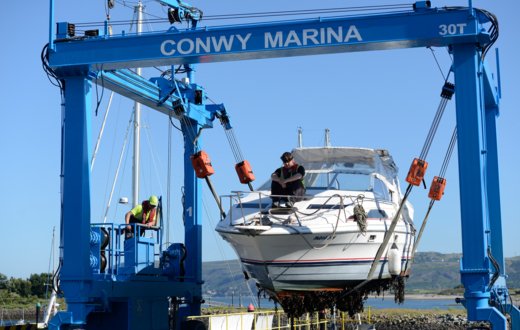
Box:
[45,0,519,329]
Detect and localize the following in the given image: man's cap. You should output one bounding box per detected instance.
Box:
[280,152,293,163]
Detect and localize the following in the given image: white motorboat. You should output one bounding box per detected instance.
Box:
[216,146,416,315]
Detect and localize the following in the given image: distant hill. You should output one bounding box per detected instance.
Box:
[202,252,520,296]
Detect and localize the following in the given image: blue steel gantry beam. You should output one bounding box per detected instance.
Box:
[46,1,519,330]
[51,7,490,70]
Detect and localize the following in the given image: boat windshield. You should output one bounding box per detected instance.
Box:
[305,171,371,191]
[257,171,392,201]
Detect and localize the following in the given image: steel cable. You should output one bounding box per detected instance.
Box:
[74,3,413,28]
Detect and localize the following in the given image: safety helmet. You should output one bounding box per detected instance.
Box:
[149,195,159,206]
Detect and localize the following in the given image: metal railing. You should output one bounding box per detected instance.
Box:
[90,222,162,275]
[186,308,373,330]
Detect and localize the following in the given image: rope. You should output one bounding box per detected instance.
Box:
[342,184,413,297]
[353,195,367,233]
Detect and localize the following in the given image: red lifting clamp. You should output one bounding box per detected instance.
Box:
[405,158,428,186]
[235,160,255,184]
[428,176,446,201]
[190,150,215,178]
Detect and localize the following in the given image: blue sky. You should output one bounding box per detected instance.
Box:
[1,0,518,279]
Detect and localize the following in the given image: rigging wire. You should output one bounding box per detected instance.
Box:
[74,3,413,28]
[103,112,134,223]
[351,62,455,296]
[419,76,454,161]
[142,119,165,194]
[413,127,457,257]
[99,96,124,220]
[91,91,115,171]
[439,127,457,178]
[428,47,447,81]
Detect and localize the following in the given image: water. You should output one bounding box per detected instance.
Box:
[204,296,463,310]
[366,297,462,310]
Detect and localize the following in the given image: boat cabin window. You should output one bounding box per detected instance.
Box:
[372,177,391,202]
[304,172,371,191]
[257,169,392,200]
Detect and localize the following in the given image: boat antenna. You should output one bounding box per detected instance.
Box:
[324,128,331,147]
[297,127,303,148]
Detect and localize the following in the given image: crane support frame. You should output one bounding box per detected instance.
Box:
[46,2,520,329]
[50,8,489,70]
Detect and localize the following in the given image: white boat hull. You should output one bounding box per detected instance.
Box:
[218,220,415,293]
[216,147,416,314]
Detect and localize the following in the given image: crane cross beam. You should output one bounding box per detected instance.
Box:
[49,7,489,70]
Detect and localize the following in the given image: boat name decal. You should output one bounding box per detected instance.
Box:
[313,235,335,241]
[160,25,362,56]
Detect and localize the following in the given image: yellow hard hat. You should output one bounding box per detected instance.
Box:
[149,195,159,206]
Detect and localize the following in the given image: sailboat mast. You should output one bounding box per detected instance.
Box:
[132,1,143,207]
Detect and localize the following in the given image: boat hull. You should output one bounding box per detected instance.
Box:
[218,221,415,293]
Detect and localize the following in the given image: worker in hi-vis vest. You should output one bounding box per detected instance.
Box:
[124,195,158,238]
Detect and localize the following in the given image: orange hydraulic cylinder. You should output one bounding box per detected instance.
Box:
[428,176,446,201]
[235,160,255,184]
[190,150,215,178]
[405,158,428,186]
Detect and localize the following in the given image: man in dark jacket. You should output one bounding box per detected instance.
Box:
[271,152,305,207]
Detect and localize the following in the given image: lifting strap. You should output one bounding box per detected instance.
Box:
[343,80,456,297]
[189,150,226,218]
[413,127,457,257]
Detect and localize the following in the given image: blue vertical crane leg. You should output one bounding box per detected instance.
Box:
[485,103,520,329]
[484,106,504,271]
[180,119,203,318]
[50,74,94,328]
[452,44,507,329]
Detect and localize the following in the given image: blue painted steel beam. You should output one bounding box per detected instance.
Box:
[48,7,490,70]
[97,69,215,128]
[484,103,504,272]
[181,119,203,316]
[452,43,509,329]
[482,62,500,112]
[58,75,95,326]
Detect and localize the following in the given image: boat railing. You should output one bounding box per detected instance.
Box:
[90,222,162,276]
[221,191,379,226]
